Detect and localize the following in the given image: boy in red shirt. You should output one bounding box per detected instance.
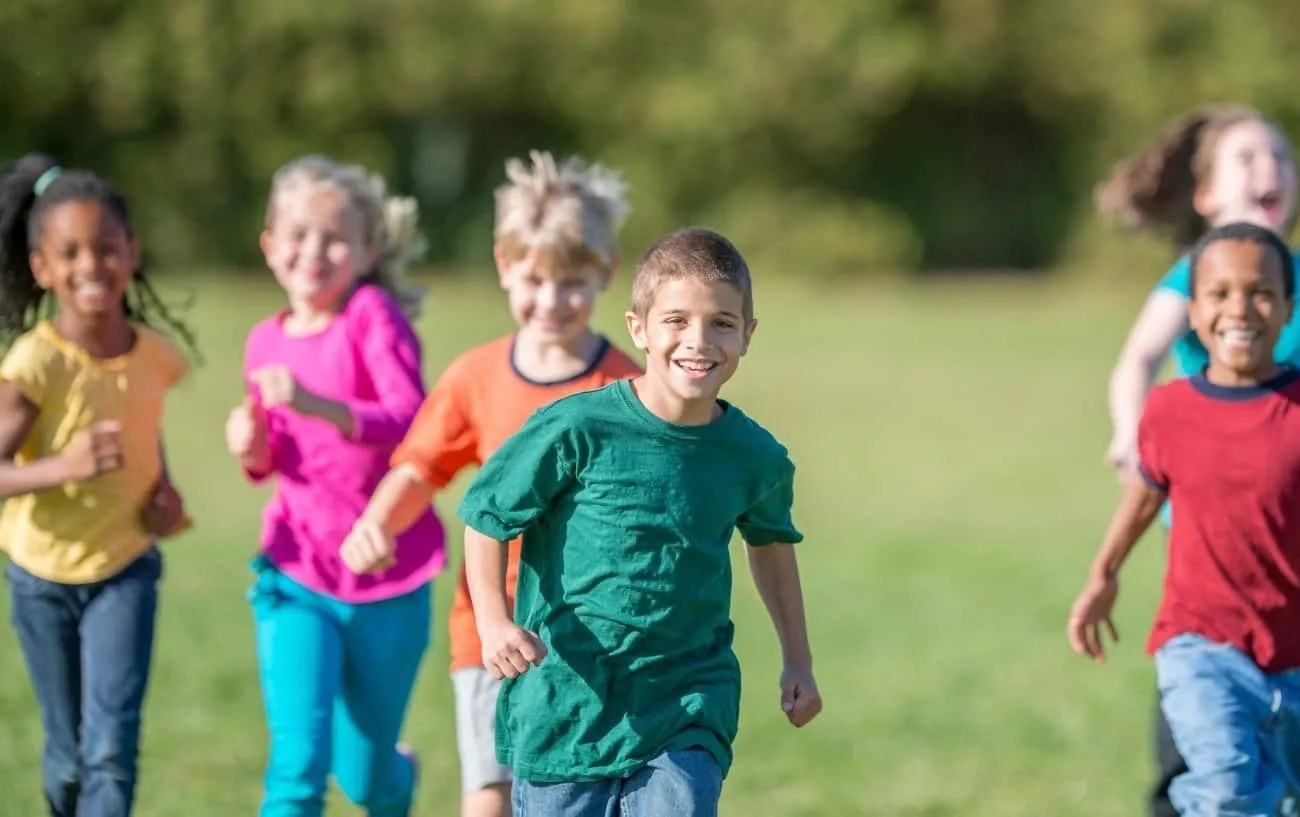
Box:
[342,151,640,817]
[1069,221,1300,817]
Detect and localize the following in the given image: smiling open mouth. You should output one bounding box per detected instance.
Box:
[1219,328,1260,349]
[1259,191,1285,221]
[674,359,718,375]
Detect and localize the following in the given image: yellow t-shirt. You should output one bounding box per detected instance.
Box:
[0,321,189,584]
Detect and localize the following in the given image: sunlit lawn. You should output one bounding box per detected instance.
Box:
[0,271,1169,816]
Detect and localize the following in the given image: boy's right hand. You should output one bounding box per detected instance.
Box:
[1068,575,1120,662]
[480,619,547,680]
[61,421,124,481]
[226,398,269,461]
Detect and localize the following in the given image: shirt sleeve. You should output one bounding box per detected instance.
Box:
[345,290,427,446]
[1136,392,1171,493]
[0,332,51,407]
[737,458,805,547]
[1154,256,1192,298]
[456,405,577,542]
[143,331,190,389]
[390,359,478,489]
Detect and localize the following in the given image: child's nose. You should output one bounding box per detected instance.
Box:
[683,323,710,349]
[536,283,559,310]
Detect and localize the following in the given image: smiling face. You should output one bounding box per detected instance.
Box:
[29,198,138,325]
[496,244,609,350]
[260,186,374,315]
[1190,237,1292,385]
[1196,119,1297,234]
[625,277,757,424]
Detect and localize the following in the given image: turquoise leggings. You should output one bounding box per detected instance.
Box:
[249,556,430,817]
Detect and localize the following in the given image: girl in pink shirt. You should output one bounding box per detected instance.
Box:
[224,155,445,817]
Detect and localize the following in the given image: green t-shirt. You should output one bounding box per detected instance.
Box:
[457,379,803,783]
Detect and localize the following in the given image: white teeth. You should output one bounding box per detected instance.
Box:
[674,360,715,372]
[1221,329,1258,347]
[79,282,106,295]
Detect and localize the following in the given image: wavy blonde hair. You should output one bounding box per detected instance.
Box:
[266,155,429,319]
[494,150,631,274]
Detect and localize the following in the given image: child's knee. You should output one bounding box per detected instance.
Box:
[81,712,142,779]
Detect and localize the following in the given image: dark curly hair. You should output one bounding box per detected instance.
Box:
[0,153,197,356]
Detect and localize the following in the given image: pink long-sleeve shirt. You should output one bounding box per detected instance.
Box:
[242,284,446,603]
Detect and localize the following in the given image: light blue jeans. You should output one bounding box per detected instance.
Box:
[511,750,723,817]
[1156,633,1300,817]
[249,556,430,817]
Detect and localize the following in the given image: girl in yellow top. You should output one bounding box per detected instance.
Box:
[0,153,195,817]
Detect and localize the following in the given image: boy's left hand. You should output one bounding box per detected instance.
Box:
[141,478,189,538]
[780,665,822,727]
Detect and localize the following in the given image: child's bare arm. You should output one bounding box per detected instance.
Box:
[465,526,515,627]
[748,543,822,726]
[1106,292,1187,473]
[341,465,436,575]
[364,465,436,536]
[142,442,191,539]
[1090,478,1166,580]
[465,525,546,679]
[747,543,812,668]
[1068,478,1166,661]
[0,384,121,497]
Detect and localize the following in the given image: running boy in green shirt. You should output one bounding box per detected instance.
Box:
[456,226,821,816]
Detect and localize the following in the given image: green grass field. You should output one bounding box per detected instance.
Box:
[0,272,1174,816]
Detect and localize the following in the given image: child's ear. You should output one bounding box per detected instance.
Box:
[624,310,648,351]
[1185,295,1201,332]
[740,318,758,355]
[494,246,511,288]
[28,250,51,290]
[258,230,274,260]
[1192,181,1218,220]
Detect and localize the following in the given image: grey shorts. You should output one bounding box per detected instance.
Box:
[452,667,513,793]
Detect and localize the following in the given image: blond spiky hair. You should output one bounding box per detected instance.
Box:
[493,150,631,273]
[267,155,430,319]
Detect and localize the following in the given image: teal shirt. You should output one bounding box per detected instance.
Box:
[457,379,803,783]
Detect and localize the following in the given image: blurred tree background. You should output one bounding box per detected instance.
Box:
[3,0,1300,278]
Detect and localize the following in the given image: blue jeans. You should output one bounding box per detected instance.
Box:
[249,557,430,817]
[511,750,724,817]
[1156,633,1300,817]
[5,547,163,817]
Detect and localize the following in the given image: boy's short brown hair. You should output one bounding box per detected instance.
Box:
[630,227,754,320]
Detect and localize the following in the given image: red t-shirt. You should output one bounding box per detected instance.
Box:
[1139,369,1300,672]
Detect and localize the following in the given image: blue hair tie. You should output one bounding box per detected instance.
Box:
[33,166,62,197]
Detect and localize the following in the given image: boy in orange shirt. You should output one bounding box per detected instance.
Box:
[342,151,640,817]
